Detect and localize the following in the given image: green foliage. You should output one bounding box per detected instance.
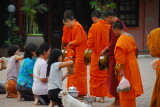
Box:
[4,36,26,47]
[21,0,48,34]
[4,14,26,47]
[90,0,116,14]
[5,18,19,33]
[4,40,11,47]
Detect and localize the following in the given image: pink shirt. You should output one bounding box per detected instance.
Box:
[7,55,20,81]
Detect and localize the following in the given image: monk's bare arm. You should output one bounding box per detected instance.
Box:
[119,64,125,77]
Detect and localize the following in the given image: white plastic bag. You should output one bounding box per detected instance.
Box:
[117,77,130,93]
[151,59,159,70]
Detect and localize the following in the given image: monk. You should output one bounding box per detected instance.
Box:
[61,10,75,60]
[113,21,143,107]
[63,15,87,98]
[147,27,160,107]
[102,10,127,106]
[87,10,111,102]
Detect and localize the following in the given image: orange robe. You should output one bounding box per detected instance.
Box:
[62,19,78,59]
[62,25,73,59]
[67,21,87,95]
[114,34,143,107]
[147,28,160,107]
[5,80,17,98]
[147,28,160,57]
[62,26,72,44]
[87,19,111,97]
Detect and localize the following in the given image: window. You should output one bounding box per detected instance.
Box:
[117,0,139,27]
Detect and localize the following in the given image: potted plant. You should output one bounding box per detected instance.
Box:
[21,0,48,47]
[90,0,116,14]
[0,12,25,57]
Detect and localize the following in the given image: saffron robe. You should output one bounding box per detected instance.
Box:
[87,19,111,97]
[147,28,160,107]
[107,19,127,97]
[114,34,143,107]
[67,21,87,95]
[62,20,77,58]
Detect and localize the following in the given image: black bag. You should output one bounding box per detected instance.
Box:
[0,82,6,94]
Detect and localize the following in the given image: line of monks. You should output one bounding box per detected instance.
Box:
[61,9,144,107]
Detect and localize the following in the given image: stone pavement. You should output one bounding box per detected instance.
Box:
[0,57,157,107]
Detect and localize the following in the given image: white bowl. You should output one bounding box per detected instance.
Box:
[68,91,79,98]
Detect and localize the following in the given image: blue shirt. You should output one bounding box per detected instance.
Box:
[17,57,37,89]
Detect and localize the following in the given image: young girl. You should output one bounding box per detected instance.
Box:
[17,43,37,101]
[47,49,74,107]
[32,43,51,105]
[5,45,23,98]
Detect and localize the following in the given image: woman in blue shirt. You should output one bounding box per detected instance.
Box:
[17,43,37,101]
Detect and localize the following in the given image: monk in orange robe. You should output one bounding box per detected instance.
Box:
[61,10,75,60]
[113,21,143,107]
[147,28,160,107]
[87,10,111,102]
[63,15,87,97]
[102,10,127,106]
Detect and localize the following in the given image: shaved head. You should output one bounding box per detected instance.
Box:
[64,9,74,18]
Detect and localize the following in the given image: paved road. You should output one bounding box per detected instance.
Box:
[0,57,157,107]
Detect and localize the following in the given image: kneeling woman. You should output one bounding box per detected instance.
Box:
[32,43,51,105]
[47,49,74,107]
[17,43,37,101]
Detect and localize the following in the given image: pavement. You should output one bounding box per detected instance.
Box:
[0,57,157,107]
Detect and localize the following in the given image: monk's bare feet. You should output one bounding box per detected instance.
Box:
[98,97,105,103]
[107,102,120,107]
[107,98,120,107]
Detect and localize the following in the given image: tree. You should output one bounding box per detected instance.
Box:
[21,0,48,34]
[90,0,116,14]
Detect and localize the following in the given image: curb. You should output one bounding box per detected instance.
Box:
[138,55,152,58]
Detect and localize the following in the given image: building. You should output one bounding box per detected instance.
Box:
[0,0,159,51]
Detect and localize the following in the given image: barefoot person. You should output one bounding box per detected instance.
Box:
[61,9,74,50]
[63,15,88,98]
[147,27,160,107]
[87,10,111,102]
[102,10,127,106]
[113,21,143,107]
[32,43,51,105]
[47,49,74,107]
[17,43,37,101]
[5,45,23,98]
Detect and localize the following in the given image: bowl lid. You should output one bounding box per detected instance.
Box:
[68,90,79,92]
[68,86,77,90]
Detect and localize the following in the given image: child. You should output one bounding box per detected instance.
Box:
[47,49,74,107]
[17,43,37,101]
[5,45,23,98]
[32,43,51,105]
